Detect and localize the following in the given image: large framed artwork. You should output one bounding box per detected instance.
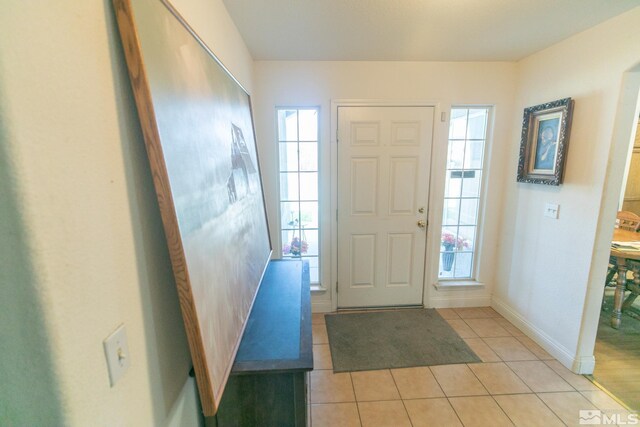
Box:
[113,0,272,415]
[517,97,574,186]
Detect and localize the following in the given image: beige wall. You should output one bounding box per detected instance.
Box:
[253,61,518,311]
[493,7,640,372]
[0,0,251,425]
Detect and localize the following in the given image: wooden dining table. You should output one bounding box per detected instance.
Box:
[609,228,640,328]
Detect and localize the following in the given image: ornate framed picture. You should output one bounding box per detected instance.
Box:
[517,98,574,185]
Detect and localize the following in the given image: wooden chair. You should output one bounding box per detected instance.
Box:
[615,211,640,231]
[604,211,640,313]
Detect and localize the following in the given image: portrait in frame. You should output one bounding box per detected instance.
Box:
[517,98,574,186]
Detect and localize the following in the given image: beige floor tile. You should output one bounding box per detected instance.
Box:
[494,318,526,336]
[580,390,626,410]
[464,318,511,338]
[468,362,531,395]
[312,313,327,325]
[463,338,501,362]
[481,307,503,318]
[445,319,478,338]
[448,396,513,427]
[404,398,462,427]
[313,344,333,370]
[515,335,554,360]
[357,400,411,427]
[311,403,361,427]
[436,308,460,319]
[493,394,564,427]
[351,370,400,401]
[544,360,600,391]
[507,361,574,392]
[390,367,444,399]
[313,323,329,344]
[310,370,355,403]
[430,364,488,397]
[537,391,598,426]
[483,337,538,361]
[454,307,493,319]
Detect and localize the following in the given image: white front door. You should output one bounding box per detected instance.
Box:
[337,106,434,308]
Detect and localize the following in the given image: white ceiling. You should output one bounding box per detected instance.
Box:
[222,0,639,61]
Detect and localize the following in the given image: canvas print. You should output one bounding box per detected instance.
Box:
[114,0,271,415]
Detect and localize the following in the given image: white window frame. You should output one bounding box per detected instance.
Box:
[275,107,322,286]
[436,106,492,286]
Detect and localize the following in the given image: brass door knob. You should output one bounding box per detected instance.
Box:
[417,220,426,229]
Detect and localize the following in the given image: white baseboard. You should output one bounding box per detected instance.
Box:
[429,295,491,308]
[491,297,592,374]
[312,300,334,313]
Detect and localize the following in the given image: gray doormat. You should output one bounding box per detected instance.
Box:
[325,309,480,372]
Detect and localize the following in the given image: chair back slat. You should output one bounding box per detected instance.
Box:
[616,211,640,231]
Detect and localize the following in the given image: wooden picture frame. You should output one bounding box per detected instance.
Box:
[113,0,272,415]
[517,97,574,186]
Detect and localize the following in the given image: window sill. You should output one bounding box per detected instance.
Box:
[433,280,485,291]
[311,284,327,293]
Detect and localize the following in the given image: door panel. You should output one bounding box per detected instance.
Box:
[337,106,434,308]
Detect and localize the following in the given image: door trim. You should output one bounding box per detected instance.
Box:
[330,100,443,311]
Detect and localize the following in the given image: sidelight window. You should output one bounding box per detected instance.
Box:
[439,107,490,280]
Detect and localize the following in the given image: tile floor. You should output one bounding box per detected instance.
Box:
[309,307,634,427]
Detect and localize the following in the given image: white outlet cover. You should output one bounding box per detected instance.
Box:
[103,324,131,387]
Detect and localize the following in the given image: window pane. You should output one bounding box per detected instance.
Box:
[304,256,320,283]
[449,109,468,139]
[280,202,300,230]
[299,172,318,200]
[467,109,488,140]
[461,171,482,198]
[458,226,476,251]
[453,252,473,278]
[277,109,298,141]
[299,143,318,171]
[464,140,485,169]
[279,142,298,172]
[447,140,465,169]
[459,199,478,226]
[445,172,462,198]
[280,172,299,201]
[302,229,319,256]
[281,229,298,257]
[442,199,460,225]
[439,251,455,278]
[298,109,318,141]
[299,201,319,228]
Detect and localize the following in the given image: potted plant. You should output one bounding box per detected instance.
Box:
[441,231,470,272]
[283,236,309,257]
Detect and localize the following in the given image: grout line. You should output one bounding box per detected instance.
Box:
[388,369,414,427]
[348,372,364,427]
[534,391,576,426]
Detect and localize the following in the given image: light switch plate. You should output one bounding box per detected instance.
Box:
[103,324,130,387]
[544,203,560,219]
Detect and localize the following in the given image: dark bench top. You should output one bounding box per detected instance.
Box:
[232,259,313,374]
